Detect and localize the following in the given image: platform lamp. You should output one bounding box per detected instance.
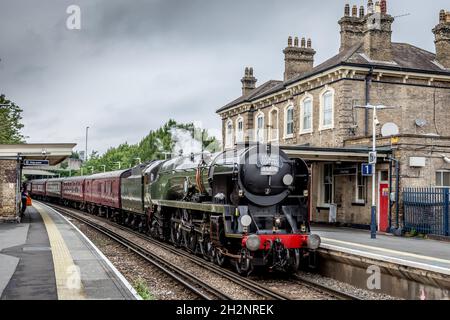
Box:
[355,104,396,239]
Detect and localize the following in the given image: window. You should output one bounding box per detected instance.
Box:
[255,113,265,143]
[322,164,334,205]
[355,166,367,203]
[269,108,279,141]
[285,106,294,137]
[436,171,450,187]
[320,89,334,129]
[236,117,244,143]
[225,120,233,148]
[300,97,313,133]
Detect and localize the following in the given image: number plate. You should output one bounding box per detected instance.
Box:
[261,166,279,175]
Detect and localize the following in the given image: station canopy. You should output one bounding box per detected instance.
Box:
[0,143,76,166]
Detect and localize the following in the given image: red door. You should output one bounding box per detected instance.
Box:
[379,183,389,232]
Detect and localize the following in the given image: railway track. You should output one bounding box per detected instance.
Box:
[43,202,360,300]
[40,201,230,300]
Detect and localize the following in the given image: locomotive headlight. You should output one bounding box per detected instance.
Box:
[283,174,294,186]
[246,234,261,251]
[274,217,281,226]
[307,234,321,250]
[240,215,252,227]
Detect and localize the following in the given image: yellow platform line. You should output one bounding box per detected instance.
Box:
[34,202,86,300]
[322,237,450,265]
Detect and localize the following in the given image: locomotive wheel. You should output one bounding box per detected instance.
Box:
[214,248,226,266]
[234,249,253,276]
[171,222,182,247]
[285,249,300,273]
[149,219,160,239]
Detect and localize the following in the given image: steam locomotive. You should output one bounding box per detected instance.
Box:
[29,143,321,274]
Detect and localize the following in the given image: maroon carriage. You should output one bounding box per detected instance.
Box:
[62,177,85,206]
[30,179,47,197]
[45,178,63,200]
[84,170,130,214]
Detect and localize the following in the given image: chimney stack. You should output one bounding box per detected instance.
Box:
[241,67,257,95]
[363,0,394,61]
[283,36,316,81]
[433,10,450,69]
[338,3,365,52]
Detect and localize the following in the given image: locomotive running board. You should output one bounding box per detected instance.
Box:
[151,199,226,214]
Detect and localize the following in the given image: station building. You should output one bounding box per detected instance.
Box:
[216,1,450,232]
[0,143,75,222]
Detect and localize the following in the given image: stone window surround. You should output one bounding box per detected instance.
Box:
[268,106,279,142]
[354,165,367,204]
[235,115,244,143]
[319,85,335,131]
[225,118,234,148]
[283,102,295,139]
[254,110,265,143]
[299,92,314,135]
[318,162,335,207]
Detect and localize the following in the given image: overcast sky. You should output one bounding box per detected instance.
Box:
[0,0,448,154]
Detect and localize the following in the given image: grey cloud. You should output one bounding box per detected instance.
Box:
[0,0,448,154]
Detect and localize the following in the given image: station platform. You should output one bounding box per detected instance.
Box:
[0,202,139,300]
[312,225,450,275]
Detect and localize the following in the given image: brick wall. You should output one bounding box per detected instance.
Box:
[0,159,18,222]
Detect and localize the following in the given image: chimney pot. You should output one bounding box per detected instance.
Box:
[307,38,312,48]
[352,5,357,17]
[294,37,299,47]
[288,36,293,46]
[368,0,374,14]
[345,4,350,16]
[301,37,306,48]
[360,6,365,18]
[375,1,381,13]
[381,0,387,14]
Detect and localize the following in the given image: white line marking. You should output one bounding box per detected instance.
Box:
[320,243,450,276]
[38,201,142,300]
[321,237,450,265]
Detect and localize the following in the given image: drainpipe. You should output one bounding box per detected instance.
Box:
[388,157,393,232]
[365,67,374,136]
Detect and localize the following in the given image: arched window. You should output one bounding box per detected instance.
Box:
[284,105,294,138]
[225,119,233,148]
[255,112,265,143]
[269,107,279,141]
[300,95,313,133]
[320,88,334,130]
[235,116,244,143]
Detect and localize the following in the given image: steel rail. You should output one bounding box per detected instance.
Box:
[43,202,231,300]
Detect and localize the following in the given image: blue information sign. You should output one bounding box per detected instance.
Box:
[23,160,49,166]
[361,163,373,176]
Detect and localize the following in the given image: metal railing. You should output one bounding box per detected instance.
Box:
[403,187,450,237]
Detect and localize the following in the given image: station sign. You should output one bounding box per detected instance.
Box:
[333,166,357,176]
[362,163,373,176]
[23,160,50,166]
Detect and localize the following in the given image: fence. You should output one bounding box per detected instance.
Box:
[403,187,450,237]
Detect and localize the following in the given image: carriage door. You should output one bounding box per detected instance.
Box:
[378,171,389,232]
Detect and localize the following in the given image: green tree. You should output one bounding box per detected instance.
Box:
[0,94,25,144]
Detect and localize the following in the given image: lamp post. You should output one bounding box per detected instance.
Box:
[113,162,121,170]
[88,166,94,174]
[85,126,90,162]
[356,104,395,239]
